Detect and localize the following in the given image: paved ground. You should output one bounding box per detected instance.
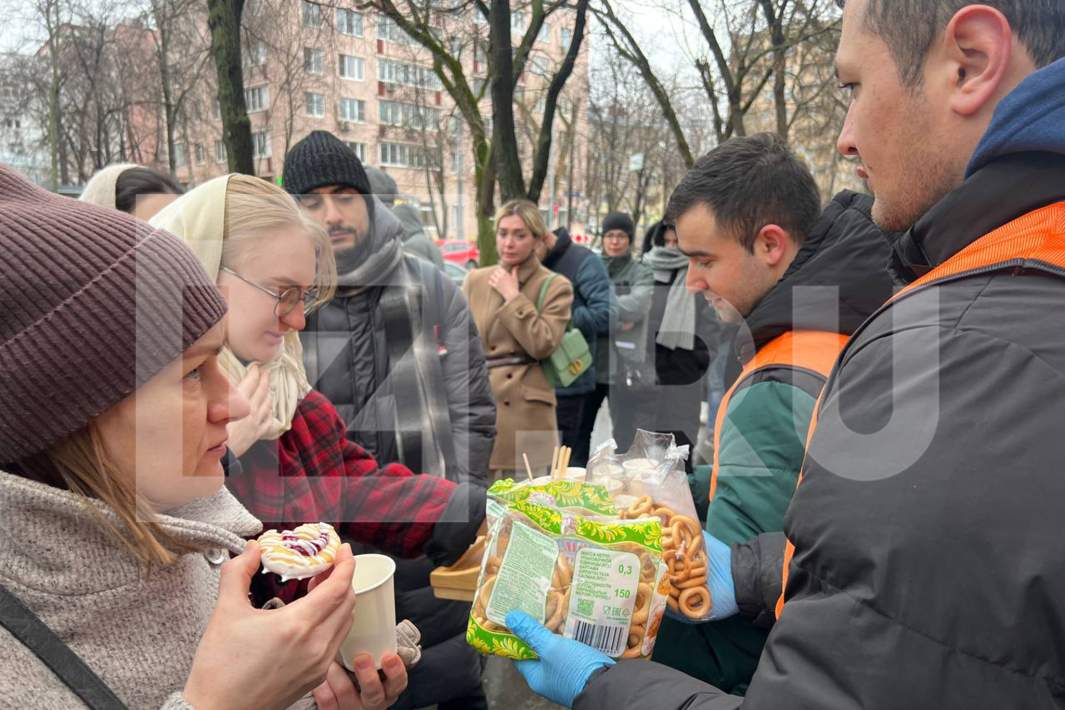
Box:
[482,655,564,710]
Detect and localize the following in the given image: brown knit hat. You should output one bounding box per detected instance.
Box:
[0,165,227,464]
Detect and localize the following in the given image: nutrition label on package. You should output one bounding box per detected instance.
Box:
[564,548,640,657]
[486,521,560,626]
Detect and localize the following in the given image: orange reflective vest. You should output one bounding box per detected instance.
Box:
[708,330,850,506]
[776,201,1065,619]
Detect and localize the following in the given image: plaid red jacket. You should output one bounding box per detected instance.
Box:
[226,390,482,562]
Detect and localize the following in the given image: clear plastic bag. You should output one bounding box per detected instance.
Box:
[586,430,713,621]
[466,479,671,660]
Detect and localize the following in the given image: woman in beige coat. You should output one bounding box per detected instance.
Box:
[463,199,574,476]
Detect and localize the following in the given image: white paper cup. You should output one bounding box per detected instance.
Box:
[338,553,397,671]
[562,466,586,481]
[622,458,658,477]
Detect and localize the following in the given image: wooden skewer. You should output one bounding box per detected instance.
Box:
[561,446,571,477]
[551,446,560,480]
[522,453,535,482]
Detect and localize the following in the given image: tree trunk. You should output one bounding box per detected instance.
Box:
[207,0,254,175]
[474,135,498,265]
[488,0,524,201]
[45,0,61,190]
[760,0,790,140]
[157,12,176,174]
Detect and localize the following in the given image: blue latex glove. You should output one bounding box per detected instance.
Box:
[666,531,739,623]
[506,610,615,708]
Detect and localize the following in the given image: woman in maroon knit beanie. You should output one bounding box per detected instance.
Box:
[0,165,361,708]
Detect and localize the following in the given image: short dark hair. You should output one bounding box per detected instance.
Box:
[114,167,184,214]
[666,133,821,252]
[840,1,1065,86]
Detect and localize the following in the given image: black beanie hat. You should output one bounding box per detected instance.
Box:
[282,130,374,215]
[602,211,635,241]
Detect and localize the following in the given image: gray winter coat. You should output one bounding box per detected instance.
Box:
[0,471,312,710]
[392,202,446,270]
[301,204,495,484]
[595,254,654,384]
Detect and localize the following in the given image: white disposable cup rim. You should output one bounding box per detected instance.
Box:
[352,553,396,595]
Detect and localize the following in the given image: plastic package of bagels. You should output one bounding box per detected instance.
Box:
[585,430,713,622]
[466,479,671,660]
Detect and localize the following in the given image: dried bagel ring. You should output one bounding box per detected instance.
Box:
[686,562,708,579]
[651,506,674,526]
[545,587,570,632]
[668,555,693,579]
[627,495,654,517]
[627,624,645,651]
[552,557,573,589]
[670,515,702,543]
[474,575,496,618]
[679,586,712,618]
[631,582,653,625]
[639,553,658,583]
[676,574,708,590]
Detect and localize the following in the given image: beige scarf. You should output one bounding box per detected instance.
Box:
[150,175,309,438]
[78,163,140,209]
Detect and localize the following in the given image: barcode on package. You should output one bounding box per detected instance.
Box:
[567,618,627,657]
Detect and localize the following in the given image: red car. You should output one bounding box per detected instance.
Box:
[435,239,480,270]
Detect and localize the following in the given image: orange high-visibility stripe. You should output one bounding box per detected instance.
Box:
[708,331,849,503]
[774,202,1065,620]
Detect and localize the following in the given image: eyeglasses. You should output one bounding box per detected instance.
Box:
[220,267,318,317]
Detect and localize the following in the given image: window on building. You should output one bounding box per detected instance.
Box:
[214,140,227,163]
[338,54,364,80]
[379,142,429,168]
[172,142,187,166]
[337,8,363,36]
[302,1,321,27]
[194,143,206,164]
[339,97,365,122]
[304,47,324,75]
[537,21,550,44]
[245,40,267,67]
[377,16,413,44]
[379,100,440,129]
[345,141,366,161]
[253,130,271,158]
[530,55,550,76]
[561,27,572,47]
[245,85,268,112]
[305,92,325,117]
[511,11,527,34]
[377,59,441,90]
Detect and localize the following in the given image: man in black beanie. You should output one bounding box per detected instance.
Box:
[283,130,496,710]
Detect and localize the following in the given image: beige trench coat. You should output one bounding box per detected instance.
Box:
[463,257,574,473]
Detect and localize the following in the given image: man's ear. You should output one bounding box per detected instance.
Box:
[942,5,1013,117]
[753,224,793,268]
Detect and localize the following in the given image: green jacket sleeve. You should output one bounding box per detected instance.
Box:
[705,379,816,546]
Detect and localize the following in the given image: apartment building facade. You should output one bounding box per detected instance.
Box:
[174,1,590,241]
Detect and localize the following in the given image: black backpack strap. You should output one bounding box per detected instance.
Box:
[380,283,424,473]
[0,584,128,709]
